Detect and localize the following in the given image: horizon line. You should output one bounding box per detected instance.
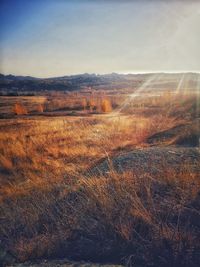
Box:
[1,70,200,79]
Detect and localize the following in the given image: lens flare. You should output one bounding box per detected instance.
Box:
[175,74,185,95]
[111,74,159,116]
[196,74,200,119]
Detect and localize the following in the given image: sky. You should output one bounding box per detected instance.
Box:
[0,0,200,77]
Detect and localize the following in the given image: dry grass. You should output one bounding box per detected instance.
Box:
[0,92,199,266]
[0,111,177,199]
[1,166,199,266]
[0,91,122,117]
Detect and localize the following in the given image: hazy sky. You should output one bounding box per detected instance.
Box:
[0,0,200,77]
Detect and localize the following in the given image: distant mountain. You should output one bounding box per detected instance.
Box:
[0,73,132,95]
[0,72,199,95]
[0,74,38,81]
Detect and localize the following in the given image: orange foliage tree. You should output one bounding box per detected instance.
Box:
[101,99,112,113]
[81,98,87,110]
[13,103,28,115]
[88,98,96,111]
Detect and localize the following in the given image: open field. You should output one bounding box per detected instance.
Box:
[1,0,200,264]
[0,74,200,267]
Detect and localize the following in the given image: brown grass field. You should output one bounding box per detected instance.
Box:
[0,87,200,266]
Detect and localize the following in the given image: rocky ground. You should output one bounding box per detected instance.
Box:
[9,259,123,267]
[89,146,200,176]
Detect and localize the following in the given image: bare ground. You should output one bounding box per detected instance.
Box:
[89,147,200,177]
[9,259,123,267]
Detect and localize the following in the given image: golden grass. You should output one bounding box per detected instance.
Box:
[0,112,178,199]
[1,166,199,265]
[0,92,199,266]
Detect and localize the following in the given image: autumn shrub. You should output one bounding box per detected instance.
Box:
[81,98,87,110]
[101,99,112,112]
[87,98,96,111]
[13,103,28,115]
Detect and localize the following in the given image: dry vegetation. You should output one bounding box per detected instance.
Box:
[0,91,200,266]
[0,91,118,118]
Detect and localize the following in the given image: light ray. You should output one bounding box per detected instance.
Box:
[196,74,200,119]
[111,74,159,116]
[175,74,185,95]
[184,74,190,95]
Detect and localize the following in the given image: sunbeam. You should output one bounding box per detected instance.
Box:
[111,74,159,116]
[175,74,185,95]
[196,74,200,119]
